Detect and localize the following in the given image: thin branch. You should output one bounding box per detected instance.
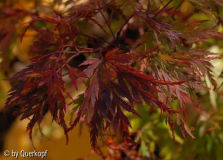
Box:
[172,1,184,20]
[100,10,116,40]
[147,0,151,11]
[117,14,134,39]
[78,33,114,45]
[154,0,173,18]
[57,53,80,72]
[97,4,116,42]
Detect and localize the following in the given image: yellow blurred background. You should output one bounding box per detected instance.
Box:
[0,0,101,159]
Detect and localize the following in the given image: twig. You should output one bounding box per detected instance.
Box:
[97,2,116,42]
[117,14,134,39]
[57,53,80,72]
[154,0,173,18]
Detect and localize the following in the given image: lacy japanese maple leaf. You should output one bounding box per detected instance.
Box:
[67,49,186,151]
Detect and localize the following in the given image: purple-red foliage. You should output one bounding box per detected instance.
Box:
[4,0,222,153]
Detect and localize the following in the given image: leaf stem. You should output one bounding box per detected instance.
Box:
[67,24,79,52]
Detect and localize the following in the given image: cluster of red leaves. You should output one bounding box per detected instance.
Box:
[4,0,222,153]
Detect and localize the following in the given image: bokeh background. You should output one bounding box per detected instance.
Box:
[0,0,223,160]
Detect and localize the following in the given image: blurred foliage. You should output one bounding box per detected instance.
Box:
[0,0,223,160]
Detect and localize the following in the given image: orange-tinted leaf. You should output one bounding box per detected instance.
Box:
[105,48,119,58]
